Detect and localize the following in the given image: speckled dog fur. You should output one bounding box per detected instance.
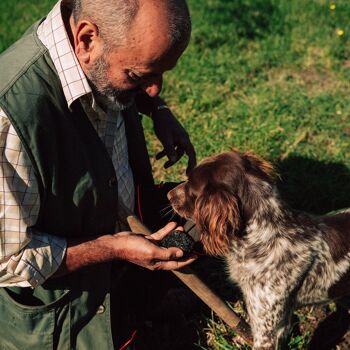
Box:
[168,150,350,350]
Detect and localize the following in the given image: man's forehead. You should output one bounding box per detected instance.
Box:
[109,42,184,74]
[122,0,189,64]
[133,57,178,75]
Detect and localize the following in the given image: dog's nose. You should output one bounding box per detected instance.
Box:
[167,189,174,201]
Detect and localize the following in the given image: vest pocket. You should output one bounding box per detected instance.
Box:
[0,288,71,350]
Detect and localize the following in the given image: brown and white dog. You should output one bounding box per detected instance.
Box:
[167,150,350,350]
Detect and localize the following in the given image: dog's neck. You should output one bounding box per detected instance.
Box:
[239,182,317,243]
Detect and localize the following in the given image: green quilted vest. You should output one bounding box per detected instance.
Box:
[0,19,153,350]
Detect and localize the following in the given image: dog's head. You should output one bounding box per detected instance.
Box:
[167,150,275,256]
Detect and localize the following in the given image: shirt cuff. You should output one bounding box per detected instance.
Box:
[0,230,67,288]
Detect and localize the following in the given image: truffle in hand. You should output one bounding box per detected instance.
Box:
[159,230,195,255]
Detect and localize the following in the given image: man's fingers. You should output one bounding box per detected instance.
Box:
[161,246,184,260]
[148,221,177,241]
[164,148,184,168]
[156,146,177,164]
[141,245,184,263]
[144,224,198,270]
[146,223,184,242]
[153,254,198,270]
[158,140,196,172]
[185,143,197,175]
[162,140,177,163]
[155,149,167,160]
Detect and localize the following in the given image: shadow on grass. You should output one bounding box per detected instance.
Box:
[276,156,350,215]
[277,156,350,349]
[307,303,350,350]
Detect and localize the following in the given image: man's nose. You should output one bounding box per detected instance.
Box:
[142,76,163,97]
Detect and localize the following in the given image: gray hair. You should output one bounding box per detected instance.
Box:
[71,0,191,49]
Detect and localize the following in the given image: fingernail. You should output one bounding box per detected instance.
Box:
[176,250,183,258]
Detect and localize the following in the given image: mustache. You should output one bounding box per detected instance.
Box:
[85,55,141,109]
[87,77,141,110]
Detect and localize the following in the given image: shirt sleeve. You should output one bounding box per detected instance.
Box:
[0,108,67,288]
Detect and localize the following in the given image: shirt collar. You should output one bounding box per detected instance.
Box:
[37,0,93,110]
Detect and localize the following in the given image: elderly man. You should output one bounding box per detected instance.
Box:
[0,0,196,349]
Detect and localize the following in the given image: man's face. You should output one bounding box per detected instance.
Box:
[85,39,186,110]
[83,0,189,109]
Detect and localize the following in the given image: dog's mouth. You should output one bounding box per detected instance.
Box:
[169,199,187,218]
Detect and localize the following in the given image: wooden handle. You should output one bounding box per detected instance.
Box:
[126,216,152,235]
[125,214,253,346]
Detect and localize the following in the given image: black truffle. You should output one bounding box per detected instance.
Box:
[159,230,195,255]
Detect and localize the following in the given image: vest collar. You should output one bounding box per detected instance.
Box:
[37,0,92,110]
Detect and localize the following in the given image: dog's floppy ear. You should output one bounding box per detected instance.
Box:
[194,184,241,256]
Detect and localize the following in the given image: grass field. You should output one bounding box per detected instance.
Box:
[1,0,350,349]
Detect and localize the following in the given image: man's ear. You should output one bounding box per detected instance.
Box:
[194,185,241,256]
[74,20,103,65]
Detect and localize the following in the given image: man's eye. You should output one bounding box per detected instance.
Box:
[128,72,143,82]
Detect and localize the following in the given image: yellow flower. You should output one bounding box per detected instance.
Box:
[336,29,344,36]
[330,3,336,11]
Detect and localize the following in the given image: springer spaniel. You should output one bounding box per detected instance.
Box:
[167,150,350,350]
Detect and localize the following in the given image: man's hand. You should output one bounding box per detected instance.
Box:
[135,93,196,175]
[53,222,197,277]
[152,108,196,175]
[113,222,197,270]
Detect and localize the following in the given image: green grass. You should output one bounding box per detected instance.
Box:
[2,0,350,349]
[153,0,350,215]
